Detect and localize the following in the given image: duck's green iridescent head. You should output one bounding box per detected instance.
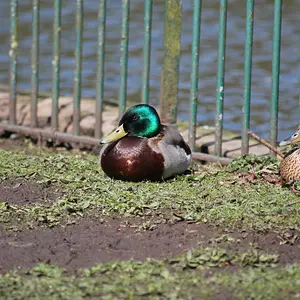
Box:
[100,104,161,144]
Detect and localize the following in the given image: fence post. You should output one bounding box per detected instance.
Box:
[241,0,254,155]
[215,0,227,156]
[51,0,61,130]
[141,0,152,105]
[9,0,18,125]
[119,0,130,116]
[160,0,182,124]
[31,0,40,127]
[95,0,106,139]
[189,0,202,150]
[269,0,282,155]
[73,0,84,136]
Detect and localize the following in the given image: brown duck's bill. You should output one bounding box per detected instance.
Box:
[279,132,300,147]
[100,124,127,144]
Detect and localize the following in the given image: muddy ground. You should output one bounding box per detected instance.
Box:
[1,208,300,273]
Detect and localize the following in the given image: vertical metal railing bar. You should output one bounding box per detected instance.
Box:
[269,0,282,154]
[51,0,61,130]
[159,0,182,124]
[9,0,18,125]
[188,0,202,150]
[215,0,228,156]
[73,0,84,136]
[95,0,106,139]
[31,0,40,127]
[119,0,130,116]
[141,0,152,105]
[241,0,254,155]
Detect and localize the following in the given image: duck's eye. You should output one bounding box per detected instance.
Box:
[132,116,139,121]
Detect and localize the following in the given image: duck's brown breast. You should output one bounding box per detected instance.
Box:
[100,136,165,181]
[280,149,300,181]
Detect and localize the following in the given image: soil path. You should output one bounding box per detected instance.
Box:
[1,217,300,273]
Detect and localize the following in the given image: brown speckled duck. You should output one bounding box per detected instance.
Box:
[279,126,300,181]
[99,104,192,181]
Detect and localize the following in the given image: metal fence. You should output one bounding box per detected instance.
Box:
[1,0,283,164]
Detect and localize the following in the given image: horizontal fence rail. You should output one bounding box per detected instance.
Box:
[1,0,284,164]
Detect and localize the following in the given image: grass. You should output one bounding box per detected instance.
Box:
[0,246,294,300]
[1,255,299,299]
[0,148,299,231]
[1,146,300,299]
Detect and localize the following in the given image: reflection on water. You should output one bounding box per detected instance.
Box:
[0,0,299,139]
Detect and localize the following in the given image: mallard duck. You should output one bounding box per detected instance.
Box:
[279,126,300,181]
[99,104,192,181]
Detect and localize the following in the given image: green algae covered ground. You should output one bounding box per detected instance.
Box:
[1,143,300,299]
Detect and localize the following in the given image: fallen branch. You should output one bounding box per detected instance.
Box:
[248,130,284,158]
[284,201,300,207]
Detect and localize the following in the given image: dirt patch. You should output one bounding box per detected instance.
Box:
[0,178,62,205]
[214,229,300,265]
[226,170,281,186]
[0,137,27,151]
[0,218,299,273]
[0,135,101,154]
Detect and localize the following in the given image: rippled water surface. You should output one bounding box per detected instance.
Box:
[0,0,299,139]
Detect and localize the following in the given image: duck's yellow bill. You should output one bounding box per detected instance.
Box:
[100,124,127,144]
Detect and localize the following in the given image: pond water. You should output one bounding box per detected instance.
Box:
[0,0,299,140]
